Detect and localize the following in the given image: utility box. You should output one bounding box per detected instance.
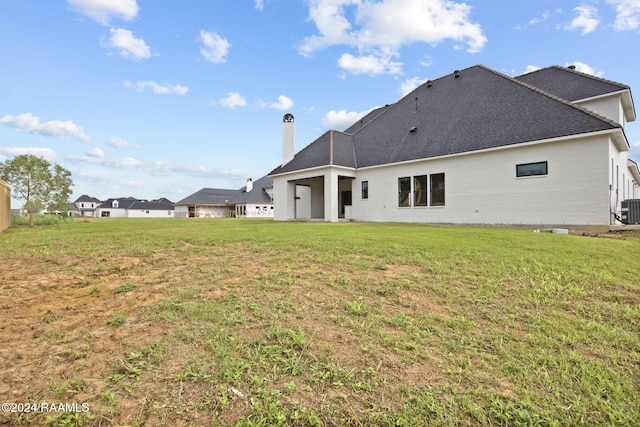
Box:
[621,199,640,224]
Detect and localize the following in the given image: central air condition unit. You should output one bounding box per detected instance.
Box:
[621,199,640,224]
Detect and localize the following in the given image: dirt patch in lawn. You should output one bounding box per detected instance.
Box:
[0,241,461,426]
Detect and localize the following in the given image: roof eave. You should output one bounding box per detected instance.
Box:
[628,159,640,183]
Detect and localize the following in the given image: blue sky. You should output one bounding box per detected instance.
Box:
[1,0,639,206]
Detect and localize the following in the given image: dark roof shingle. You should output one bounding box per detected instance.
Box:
[271,64,622,174]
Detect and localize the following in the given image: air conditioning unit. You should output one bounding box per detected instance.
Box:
[621,199,640,224]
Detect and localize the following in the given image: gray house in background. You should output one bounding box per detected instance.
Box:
[175,176,274,218]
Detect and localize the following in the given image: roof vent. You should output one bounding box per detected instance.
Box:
[454,70,461,78]
[426,80,433,87]
[409,126,418,133]
[568,65,576,70]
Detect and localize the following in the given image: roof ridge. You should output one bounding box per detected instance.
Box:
[548,65,630,90]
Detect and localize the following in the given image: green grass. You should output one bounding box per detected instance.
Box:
[1,218,639,426]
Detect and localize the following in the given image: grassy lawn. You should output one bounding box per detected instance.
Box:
[0,218,639,426]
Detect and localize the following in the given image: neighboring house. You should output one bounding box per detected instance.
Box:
[0,180,10,232]
[96,197,175,218]
[269,64,638,231]
[73,195,102,217]
[174,188,242,218]
[175,176,274,218]
[233,176,274,218]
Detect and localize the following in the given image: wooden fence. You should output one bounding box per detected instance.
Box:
[0,181,10,232]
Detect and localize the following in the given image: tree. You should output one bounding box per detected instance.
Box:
[0,154,73,227]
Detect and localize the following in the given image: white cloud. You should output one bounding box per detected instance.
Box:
[565,61,605,77]
[525,65,542,73]
[102,28,151,60]
[606,0,640,30]
[107,136,134,148]
[529,12,551,26]
[0,147,58,162]
[67,154,141,168]
[68,0,138,25]
[86,147,105,158]
[67,153,249,179]
[255,0,264,11]
[398,77,428,96]
[299,0,487,75]
[0,113,91,142]
[338,53,402,75]
[123,80,188,95]
[199,30,231,63]
[565,5,600,34]
[270,95,294,111]
[322,109,372,130]
[218,92,247,108]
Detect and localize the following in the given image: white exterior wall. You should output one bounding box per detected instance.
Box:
[351,135,611,227]
[97,208,127,218]
[609,139,632,222]
[126,209,174,218]
[579,95,624,125]
[239,203,274,218]
[174,205,227,218]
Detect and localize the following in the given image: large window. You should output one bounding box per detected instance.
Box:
[516,161,547,177]
[398,177,411,207]
[361,181,368,199]
[430,173,445,206]
[398,174,445,207]
[414,175,427,206]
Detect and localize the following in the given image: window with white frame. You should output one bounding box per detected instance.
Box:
[398,174,445,207]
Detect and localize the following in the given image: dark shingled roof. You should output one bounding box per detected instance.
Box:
[174,188,241,206]
[515,65,629,102]
[175,175,274,206]
[232,175,274,204]
[270,64,623,175]
[97,198,174,210]
[75,195,101,203]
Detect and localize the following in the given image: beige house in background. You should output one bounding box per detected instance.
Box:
[0,181,10,232]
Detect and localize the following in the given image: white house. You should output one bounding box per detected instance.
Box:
[233,176,275,218]
[73,195,102,217]
[269,65,638,231]
[96,198,175,218]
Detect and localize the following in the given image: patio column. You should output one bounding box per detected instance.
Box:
[324,169,339,222]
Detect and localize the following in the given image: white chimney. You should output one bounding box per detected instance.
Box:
[246,178,253,192]
[283,113,295,165]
